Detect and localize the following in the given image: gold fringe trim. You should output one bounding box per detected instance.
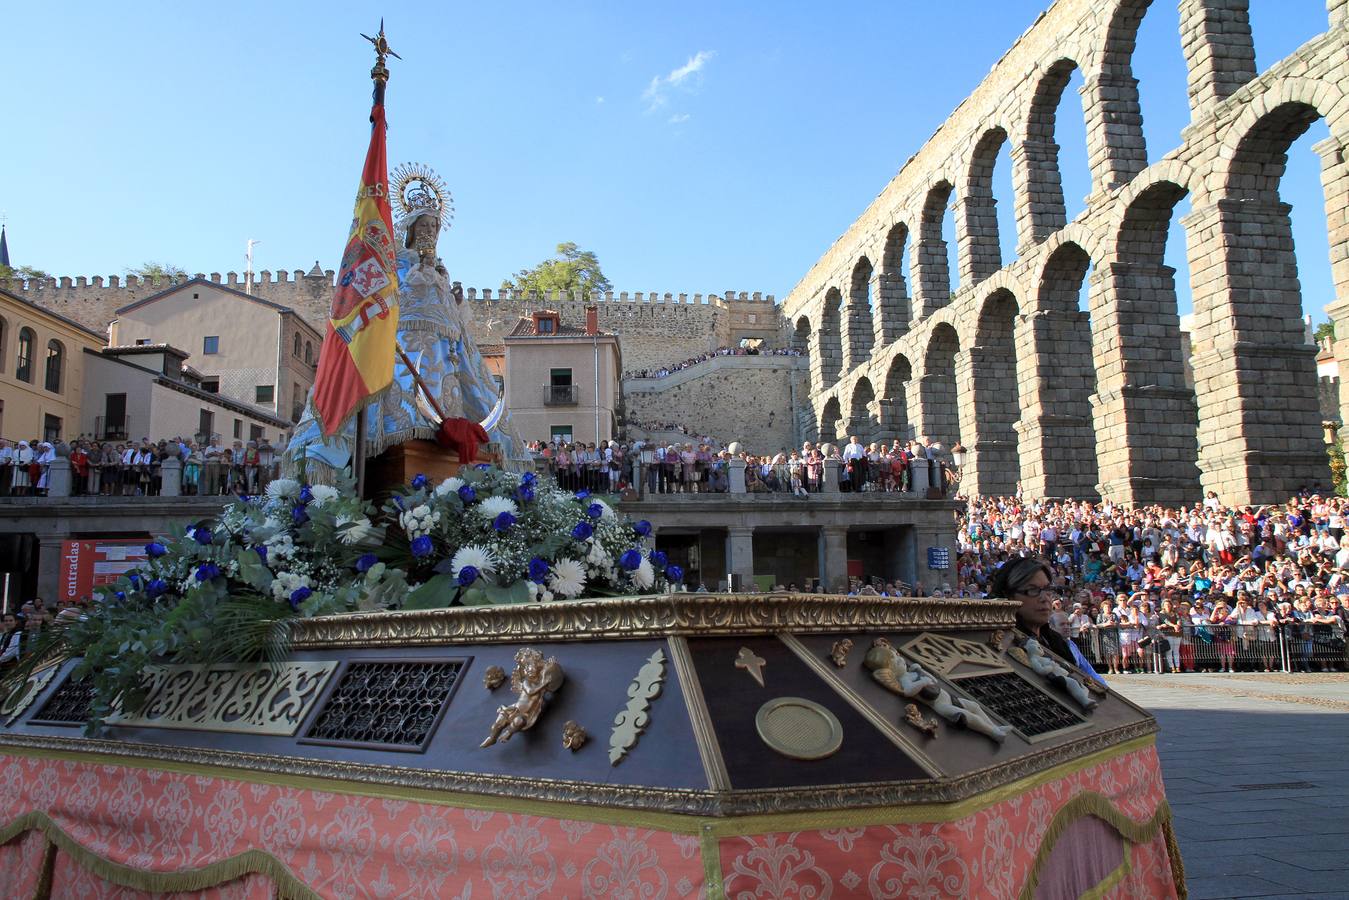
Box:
[1,811,320,900]
[1016,794,1185,900]
[1078,844,1131,900]
[1163,812,1189,899]
[32,835,56,900]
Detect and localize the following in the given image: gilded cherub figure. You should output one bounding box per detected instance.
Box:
[864,638,1011,744]
[480,648,564,748]
[1023,637,1099,710]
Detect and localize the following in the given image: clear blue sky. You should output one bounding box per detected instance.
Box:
[2,1,1336,318]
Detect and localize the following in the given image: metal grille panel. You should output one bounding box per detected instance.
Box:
[955,671,1083,737]
[303,661,462,751]
[29,673,97,726]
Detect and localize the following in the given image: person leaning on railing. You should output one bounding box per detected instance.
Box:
[989,557,1103,683]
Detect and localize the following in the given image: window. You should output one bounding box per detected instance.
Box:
[43,414,62,442]
[0,315,7,373]
[550,368,573,386]
[203,335,220,355]
[15,327,34,383]
[198,410,214,443]
[233,419,242,439]
[44,339,64,393]
[250,424,264,441]
[255,384,275,404]
[551,425,573,444]
[304,341,313,365]
[293,333,301,357]
[537,318,556,334]
[201,378,219,394]
[135,338,151,345]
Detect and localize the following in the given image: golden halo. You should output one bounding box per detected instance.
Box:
[390,161,455,232]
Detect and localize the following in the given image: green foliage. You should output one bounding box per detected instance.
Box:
[1315,320,1336,343]
[502,242,612,300]
[0,264,50,281]
[126,262,189,281]
[1331,437,1347,497]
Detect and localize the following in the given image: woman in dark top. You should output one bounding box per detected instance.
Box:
[988,557,1077,664]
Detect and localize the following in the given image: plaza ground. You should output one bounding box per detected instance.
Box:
[1112,674,1349,899]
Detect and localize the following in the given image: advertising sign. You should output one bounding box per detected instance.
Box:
[59,540,148,603]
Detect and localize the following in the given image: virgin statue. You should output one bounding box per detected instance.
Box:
[285,163,522,483]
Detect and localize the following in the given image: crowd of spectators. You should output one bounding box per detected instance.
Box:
[0,435,286,498]
[623,344,802,380]
[956,494,1349,673]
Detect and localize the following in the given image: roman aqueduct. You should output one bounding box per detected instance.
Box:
[784,0,1349,506]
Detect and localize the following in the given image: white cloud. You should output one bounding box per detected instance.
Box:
[643,50,714,113]
[668,113,690,124]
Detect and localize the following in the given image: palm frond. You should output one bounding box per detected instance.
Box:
[208,594,294,665]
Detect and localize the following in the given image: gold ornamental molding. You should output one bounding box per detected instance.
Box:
[289,593,1021,649]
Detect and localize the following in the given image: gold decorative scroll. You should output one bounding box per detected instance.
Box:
[609,649,666,765]
[2,667,58,725]
[899,632,1012,679]
[109,663,337,736]
[290,594,1020,649]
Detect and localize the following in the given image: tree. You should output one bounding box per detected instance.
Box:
[1315,320,1336,343]
[502,242,612,300]
[0,264,50,282]
[126,262,188,281]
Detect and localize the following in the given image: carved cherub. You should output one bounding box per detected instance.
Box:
[904,703,939,737]
[562,720,587,752]
[1023,637,1099,711]
[864,638,1011,744]
[480,648,564,748]
[829,638,854,668]
[482,665,506,690]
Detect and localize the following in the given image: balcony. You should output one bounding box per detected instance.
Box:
[94,416,131,442]
[543,384,579,406]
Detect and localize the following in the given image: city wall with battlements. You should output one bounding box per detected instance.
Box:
[0,270,786,375]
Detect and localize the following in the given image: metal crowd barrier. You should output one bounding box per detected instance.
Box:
[1068,622,1347,674]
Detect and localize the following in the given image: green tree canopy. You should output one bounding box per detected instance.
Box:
[1315,320,1336,343]
[502,242,612,300]
[126,262,189,281]
[0,264,50,282]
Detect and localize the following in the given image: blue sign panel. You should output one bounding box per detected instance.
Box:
[927,547,950,570]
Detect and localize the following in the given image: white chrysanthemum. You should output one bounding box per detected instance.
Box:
[589,498,617,520]
[548,558,587,598]
[434,477,465,498]
[336,515,378,545]
[633,557,656,590]
[308,484,340,507]
[475,495,519,521]
[450,544,498,579]
[586,541,610,566]
[266,478,301,500]
[270,571,311,601]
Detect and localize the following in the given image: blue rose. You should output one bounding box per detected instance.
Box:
[239,494,250,503]
[115,591,127,602]
[571,521,593,541]
[528,557,551,583]
[289,586,312,609]
[292,505,309,525]
[299,485,314,504]
[145,541,167,558]
[392,495,405,511]
[193,528,213,546]
[634,520,652,537]
[127,572,141,588]
[410,535,434,558]
[649,550,668,570]
[411,473,428,490]
[254,545,268,564]
[493,511,516,532]
[458,485,476,503]
[458,565,480,586]
[195,562,221,582]
[619,549,643,571]
[356,553,378,573]
[475,463,491,471]
[516,485,535,503]
[522,472,537,486]
[666,565,684,583]
[574,489,590,501]
[587,502,603,519]
[147,579,169,598]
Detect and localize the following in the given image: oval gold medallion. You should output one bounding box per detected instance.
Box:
[754,697,843,760]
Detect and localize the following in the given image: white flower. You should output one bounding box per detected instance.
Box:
[450,544,498,579]
[633,557,656,590]
[541,589,554,602]
[308,484,340,507]
[434,477,465,498]
[336,515,378,545]
[270,571,311,601]
[586,541,610,566]
[549,558,587,598]
[266,478,301,500]
[476,496,519,521]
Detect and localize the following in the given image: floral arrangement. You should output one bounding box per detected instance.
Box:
[12,466,682,729]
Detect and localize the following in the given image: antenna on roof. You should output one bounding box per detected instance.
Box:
[244,239,262,296]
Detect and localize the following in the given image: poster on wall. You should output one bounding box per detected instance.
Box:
[59,540,149,603]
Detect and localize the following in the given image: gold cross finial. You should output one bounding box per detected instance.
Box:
[360,19,402,63]
[735,646,766,687]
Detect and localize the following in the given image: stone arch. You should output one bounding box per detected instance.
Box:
[1187,94,1338,500]
[1019,242,1100,498]
[848,376,878,443]
[875,222,911,343]
[792,315,812,353]
[881,353,914,443]
[917,322,960,447]
[818,395,843,447]
[960,289,1020,496]
[961,127,1011,285]
[1085,0,1152,191]
[914,181,954,318]
[813,288,844,391]
[1019,58,1080,248]
[1089,179,1200,504]
[843,256,875,371]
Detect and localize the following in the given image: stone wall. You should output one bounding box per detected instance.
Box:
[783,0,1349,506]
[0,272,784,376]
[622,356,805,452]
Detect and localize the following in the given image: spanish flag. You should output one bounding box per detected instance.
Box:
[312,88,399,435]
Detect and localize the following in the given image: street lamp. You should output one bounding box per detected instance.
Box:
[951,443,967,468]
